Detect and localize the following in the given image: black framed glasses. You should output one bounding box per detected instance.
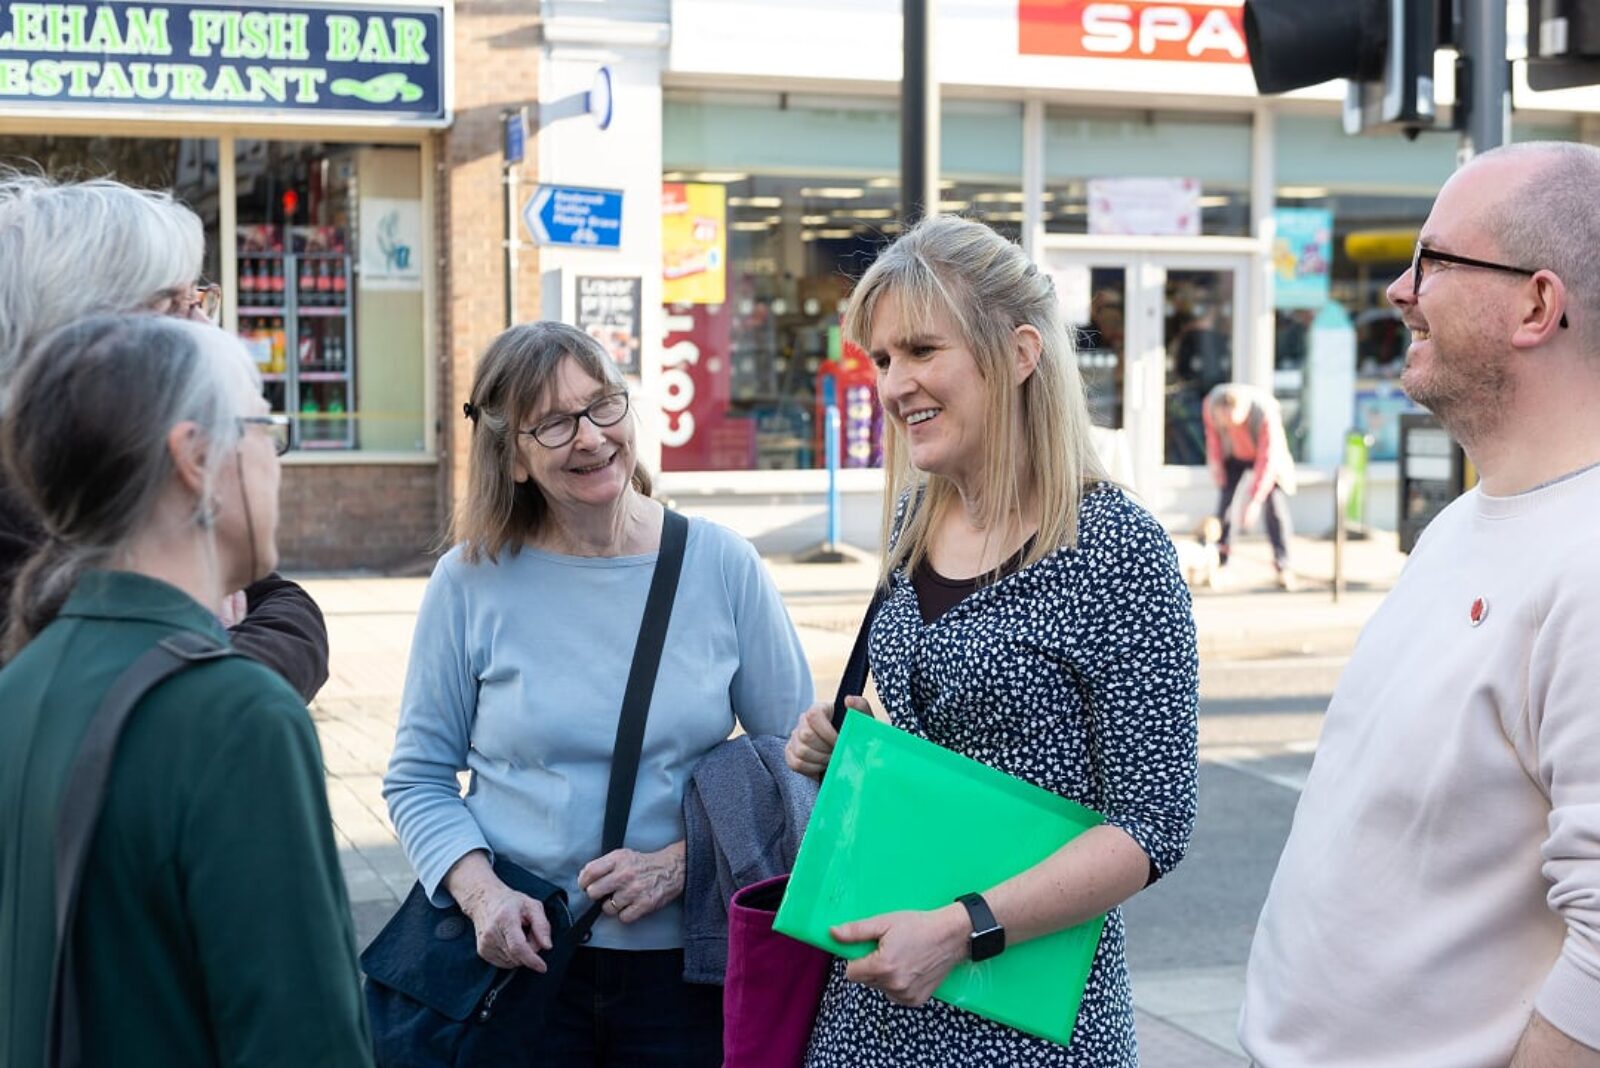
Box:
[1411,243,1569,328]
[520,391,630,448]
[240,414,292,456]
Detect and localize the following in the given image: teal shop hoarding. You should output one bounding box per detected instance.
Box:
[0,1,448,124]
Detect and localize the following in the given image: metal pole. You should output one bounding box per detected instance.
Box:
[502,110,519,329]
[1332,466,1347,604]
[1458,0,1511,158]
[825,404,842,553]
[901,0,939,224]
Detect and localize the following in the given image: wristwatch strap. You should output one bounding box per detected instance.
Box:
[955,891,1005,961]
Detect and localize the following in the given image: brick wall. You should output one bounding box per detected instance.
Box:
[277,464,442,571]
[438,4,543,533]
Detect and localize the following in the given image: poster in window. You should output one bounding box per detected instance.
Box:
[1272,208,1334,309]
[1087,177,1199,236]
[576,276,642,375]
[361,198,423,290]
[662,183,726,305]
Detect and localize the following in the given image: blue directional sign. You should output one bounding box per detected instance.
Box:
[523,184,623,249]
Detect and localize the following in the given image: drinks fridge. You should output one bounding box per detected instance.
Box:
[237,229,356,450]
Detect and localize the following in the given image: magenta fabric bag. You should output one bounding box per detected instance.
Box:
[723,875,832,1068]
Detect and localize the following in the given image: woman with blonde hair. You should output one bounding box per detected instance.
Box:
[384,321,812,1066]
[786,215,1199,1065]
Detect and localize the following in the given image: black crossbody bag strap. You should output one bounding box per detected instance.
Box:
[45,630,234,1068]
[569,507,689,943]
[831,584,888,733]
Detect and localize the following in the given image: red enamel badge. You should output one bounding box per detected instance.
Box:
[1470,597,1488,626]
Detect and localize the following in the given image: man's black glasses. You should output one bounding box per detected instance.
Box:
[1411,243,1569,329]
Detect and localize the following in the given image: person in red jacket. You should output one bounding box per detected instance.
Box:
[1202,383,1298,589]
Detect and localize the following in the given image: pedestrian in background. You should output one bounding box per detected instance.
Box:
[0,170,329,697]
[0,315,371,1066]
[785,215,1199,1066]
[1240,141,1600,1067]
[1201,382,1297,589]
[383,322,812,1067]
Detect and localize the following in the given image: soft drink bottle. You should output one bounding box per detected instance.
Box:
[299,394,320,443]
[298,320,317,368]
[326,391,346,445]
[240,258,258,301]
[298,257,317,306]
[315,260,333,301]
[270,259,286,303]
[331,259,347,303]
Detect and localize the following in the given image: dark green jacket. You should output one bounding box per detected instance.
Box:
[0,571,372,1068]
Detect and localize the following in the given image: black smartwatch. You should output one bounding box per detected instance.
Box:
[955,892,1005,962]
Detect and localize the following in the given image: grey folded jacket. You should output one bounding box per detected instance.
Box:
[681,733,818,984]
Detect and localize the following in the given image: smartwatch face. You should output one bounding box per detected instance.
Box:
[970,924,1004,962]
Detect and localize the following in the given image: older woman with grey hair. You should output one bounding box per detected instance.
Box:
[0,170,329,696]
[0,314,371,1066]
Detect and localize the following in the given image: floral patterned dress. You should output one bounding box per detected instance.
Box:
[804,485,1200,1067]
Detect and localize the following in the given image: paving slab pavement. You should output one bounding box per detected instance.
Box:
[296,526,1402,1065]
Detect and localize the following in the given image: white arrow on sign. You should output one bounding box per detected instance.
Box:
[523,186,554,244]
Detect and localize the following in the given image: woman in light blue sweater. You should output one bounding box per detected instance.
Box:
[384,322,813,1067]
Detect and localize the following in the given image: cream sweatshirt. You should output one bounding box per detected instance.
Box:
[1239,463,1600,1067]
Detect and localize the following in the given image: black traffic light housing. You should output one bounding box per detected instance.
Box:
[1527,0,1600,90]
[1243,0,1439,132]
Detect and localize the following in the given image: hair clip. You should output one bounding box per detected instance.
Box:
[462,401,479,424]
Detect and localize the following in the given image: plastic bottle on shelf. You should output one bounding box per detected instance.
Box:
[326,332,343,371]
[240,258,258,302]
[299,393,320,444]
[315,259,332,302]
[331,259,347,304]
[270,324,287,375]
[298,256,316,307]
[269,259,285,304]
[298,320,318,368]
[244,319,265,371]
[326,391,346,445]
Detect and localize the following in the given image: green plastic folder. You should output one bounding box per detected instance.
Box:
[773,712,1107,1047]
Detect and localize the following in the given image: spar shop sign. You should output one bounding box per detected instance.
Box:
[0,2,447,123]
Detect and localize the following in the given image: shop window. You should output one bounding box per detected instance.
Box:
[0,135,222,297]
[235,140,426,454]
[1267,190,1436,461]
[1043,109,1251,237]
[657,171,1024,472]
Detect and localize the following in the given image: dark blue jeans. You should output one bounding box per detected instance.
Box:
[542,947,722,1068]
[1217,457,1293,572]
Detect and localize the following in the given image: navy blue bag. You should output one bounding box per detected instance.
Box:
[360,510,688,1068]
[360,859,578,1068]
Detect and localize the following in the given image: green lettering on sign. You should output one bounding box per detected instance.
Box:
[324,14,359,62]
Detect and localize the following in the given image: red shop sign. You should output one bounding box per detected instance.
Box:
[1019,0,1248,64]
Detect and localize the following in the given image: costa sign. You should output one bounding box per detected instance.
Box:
[1019,0,1248,64]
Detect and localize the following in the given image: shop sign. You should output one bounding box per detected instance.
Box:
[0,2,447,123]
[575,275,642,375]
[1019,0,1248,64]
[1087,177,1200,236]
[1272,207,1333,310]
[659,301,754,471]
[661,182,726,306]
[524,184,624,249]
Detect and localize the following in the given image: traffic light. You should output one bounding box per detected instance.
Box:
[1527,0,1600,90]
[1243,0,1439,133]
